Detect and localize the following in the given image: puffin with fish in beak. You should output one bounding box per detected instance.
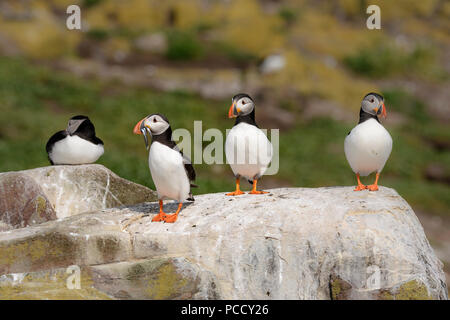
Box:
[132,113,196,224]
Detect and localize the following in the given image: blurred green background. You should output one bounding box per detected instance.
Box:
[0,0,449,283]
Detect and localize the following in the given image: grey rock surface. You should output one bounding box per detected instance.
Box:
[0,164,157,219]
[0,187,447,299]
[0,173,56,231]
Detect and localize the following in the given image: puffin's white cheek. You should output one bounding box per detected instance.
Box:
[241,103,253,115]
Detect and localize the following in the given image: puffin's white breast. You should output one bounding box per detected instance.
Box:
[148,141,190,202]
[344,119,392,176]
[49,135,104,165]
[225,122,273,180]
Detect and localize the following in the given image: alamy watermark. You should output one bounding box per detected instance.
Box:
[167,121,279,175]
[66,265,81,290]
[66,4,382,31]
[366,5,381,29]
[66,5,81,30]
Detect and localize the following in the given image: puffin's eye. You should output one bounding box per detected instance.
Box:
[370,98,374,103]
[153,118,157,123]
[241,100,246,105]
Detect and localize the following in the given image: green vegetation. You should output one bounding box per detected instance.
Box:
[0,57,448,217]
[278,7,299,27]
[165,30,204,61]
[343,43,442,79]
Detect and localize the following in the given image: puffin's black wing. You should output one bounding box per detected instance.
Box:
[171,144,197,184]
[91,136,104,145]
[45,130,68,165]
[184,162,197,184]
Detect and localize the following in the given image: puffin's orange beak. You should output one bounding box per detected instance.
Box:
[228,103,240,118]
[133,118,146,135]
[228,103,235,118]
[381,102,387,118]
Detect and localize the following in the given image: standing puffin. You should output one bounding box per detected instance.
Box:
[225,93,273,195]
[133,113,196,223]
[344,93,392,191]
[46,115,104,165]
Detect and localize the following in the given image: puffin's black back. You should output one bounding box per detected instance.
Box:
[73,118,103,144]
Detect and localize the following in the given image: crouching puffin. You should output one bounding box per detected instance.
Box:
[133,113,196,223]
[225,93,273,195]
[344,93,392,191]
[46,115,104,165]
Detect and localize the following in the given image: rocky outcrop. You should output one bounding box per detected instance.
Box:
[0,187,447,299]
[0,165,157,220]
[0,173,56,231]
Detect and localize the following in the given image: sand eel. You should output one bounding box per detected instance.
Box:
[344,93,392,191]
[46,115,104,165]
[225,93,273,195]
[130,113,196,225]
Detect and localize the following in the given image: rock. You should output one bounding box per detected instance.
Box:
[259,54,286,74]
[90,258,219,299]
[56,59,244,100]
[134,33,168,54]
[0,258,218,300]
[0,164,157,219]
[0,187,447,300]
[0,173,56,231]
[425,164,450,185]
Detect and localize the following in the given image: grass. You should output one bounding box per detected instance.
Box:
[165,30,204,61]
[0,57,448,216]
[343,42,442,80]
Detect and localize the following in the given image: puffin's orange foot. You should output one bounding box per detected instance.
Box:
[354,185,366,191]
[152,212,167,222]
[248,190,269,195]
[367,184,379,191]
[226,190,245,196]
[164,214,178,223]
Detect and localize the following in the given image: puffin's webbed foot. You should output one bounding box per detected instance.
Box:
[367,173,380,191]
[249,190,268,194]
[248,179,268,195]
[353,173,367,191]
[164,213,178,223]
[226,190,245,196]
[163,203,183,223]
[226,177,245,196]
[152,200,168,222]
[152,212,167,222]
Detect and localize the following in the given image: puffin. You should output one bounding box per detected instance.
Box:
[46,115,104,165]
[133,113,196,223]
[344,93,392,191]
[225,93,273,195]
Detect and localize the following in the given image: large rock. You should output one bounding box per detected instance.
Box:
[0,173,56,231]
[0,187,447,300]
[0,165,157,219]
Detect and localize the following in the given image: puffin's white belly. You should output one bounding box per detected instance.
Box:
[148,141,190,202]
[225,122,273,180]
[50,135,104,165]
[344,119,392,176]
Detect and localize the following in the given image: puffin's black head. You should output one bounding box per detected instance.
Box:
[133,113,171,150]
[361,92,387,118]
[66,115,96,136]
[228,93,255,118]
